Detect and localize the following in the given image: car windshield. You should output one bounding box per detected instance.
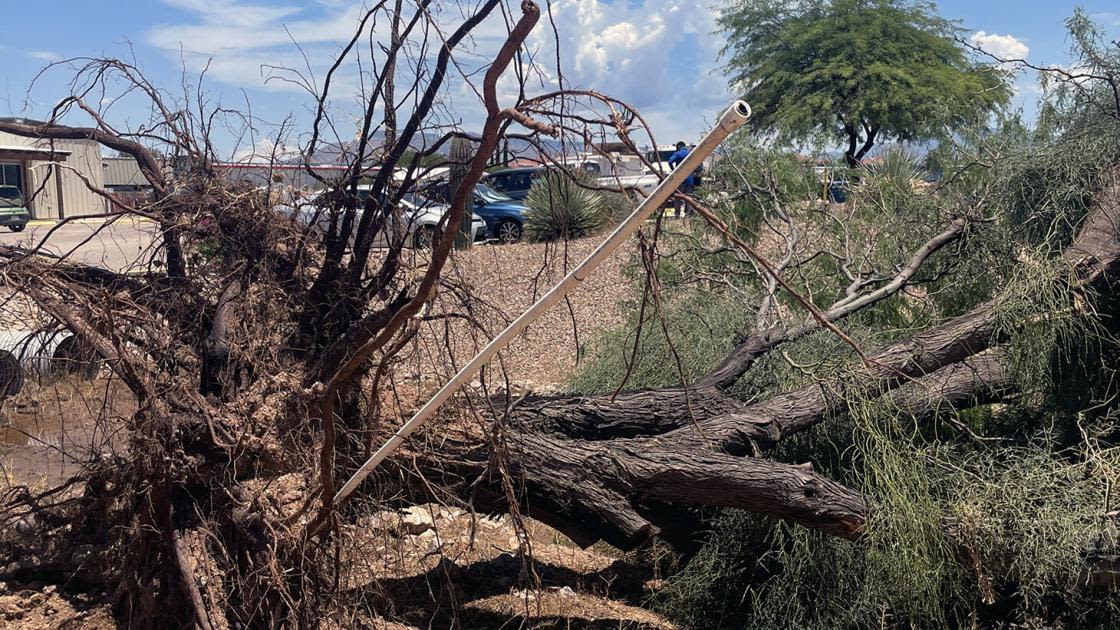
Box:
[0,187,21,200]
[401,193,441,211]
[475,184,512,204]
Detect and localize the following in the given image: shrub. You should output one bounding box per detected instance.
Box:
[523,168,607,241]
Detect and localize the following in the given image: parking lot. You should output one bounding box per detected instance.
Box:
[0,219,156,272]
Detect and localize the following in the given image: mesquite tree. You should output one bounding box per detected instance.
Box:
[0,3,1118,629]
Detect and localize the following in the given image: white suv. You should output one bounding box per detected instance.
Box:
[281,185,486,248]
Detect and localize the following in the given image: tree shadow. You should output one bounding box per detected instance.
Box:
[348,552,664,628]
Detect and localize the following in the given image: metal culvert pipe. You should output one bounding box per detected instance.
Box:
[0,330,100,398]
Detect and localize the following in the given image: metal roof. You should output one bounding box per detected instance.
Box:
[0,145,72,157]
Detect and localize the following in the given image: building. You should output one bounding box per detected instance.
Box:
[213,161,351,191]
[0,118,106,219]
[101,156,151,193]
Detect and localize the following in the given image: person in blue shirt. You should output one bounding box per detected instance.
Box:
[667,141,694,218]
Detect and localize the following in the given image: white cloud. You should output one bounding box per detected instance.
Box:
[1090,12,1120,27]
[232,135,297,162]
[146,1,734,149]
[969,31,1029,61]
[28,50,60,62]
[523,1,732,143]
[146,0,370,91]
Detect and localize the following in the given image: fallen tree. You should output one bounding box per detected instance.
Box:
[409,181,1117,548]
[0,2,1118,628]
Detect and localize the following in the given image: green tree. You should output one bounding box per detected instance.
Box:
[719,0,1011,166]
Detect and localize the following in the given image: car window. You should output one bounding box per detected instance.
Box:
[402,193,441,210]
[488,173,510,191]
[0,187,21,199]
[475,184,513,204]
[580,163,601,176]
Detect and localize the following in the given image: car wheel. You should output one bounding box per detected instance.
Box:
[496,219,522,244]
[415,225,440,249]
[8,224,25,233]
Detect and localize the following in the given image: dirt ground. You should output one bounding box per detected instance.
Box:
[0,234,662,628]
[418,236,634,390]
[0,582,115,630]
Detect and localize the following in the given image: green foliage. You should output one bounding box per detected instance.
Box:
[947,443,1120,615]
[568,291,757,394]
[523,168,608,242]
[571,14,1120,624]
[1045,8,1120,129]
[861,146,925,200]
[926,10,1120,248]
[601,189,636,224]
[655,432,1119,629]
[719,0,1010,164]
[947,120,1120,247]
[704,139,819,238]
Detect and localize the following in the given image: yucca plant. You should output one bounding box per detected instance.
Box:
[523,168,607,241]
[865,147,925,192]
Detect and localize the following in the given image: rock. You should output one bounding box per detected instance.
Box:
[415,529,443,553]
[480,514,506,529]
[3,605,24,621]
[14,515,37,535]
[400,505,435,535]
[557,586,577,599]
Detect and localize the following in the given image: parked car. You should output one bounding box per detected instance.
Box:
[472,184,527,243]
[281,185,486,248]
[0,186,30,232]
[483,167,539,201]
[423,180,528,244]
[483,162,607,201]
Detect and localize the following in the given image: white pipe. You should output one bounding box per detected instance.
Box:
[333,100,752,506]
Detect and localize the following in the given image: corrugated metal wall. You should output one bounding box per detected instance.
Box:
[0,131,105,219]
[102,157,148,187]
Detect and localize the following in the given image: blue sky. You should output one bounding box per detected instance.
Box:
[1,1,1117,158]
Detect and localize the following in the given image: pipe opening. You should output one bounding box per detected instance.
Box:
[0,350,23,398]
[734,101,751,117]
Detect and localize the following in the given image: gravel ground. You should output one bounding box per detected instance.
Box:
[406,235,636,394]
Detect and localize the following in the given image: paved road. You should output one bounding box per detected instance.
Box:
[0,220,157,272]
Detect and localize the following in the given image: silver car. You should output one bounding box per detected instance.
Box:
[281,185,486,248]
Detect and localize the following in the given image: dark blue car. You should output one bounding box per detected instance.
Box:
[472,184,527,243]
[426,181,528,243]
[482,166,540,201]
